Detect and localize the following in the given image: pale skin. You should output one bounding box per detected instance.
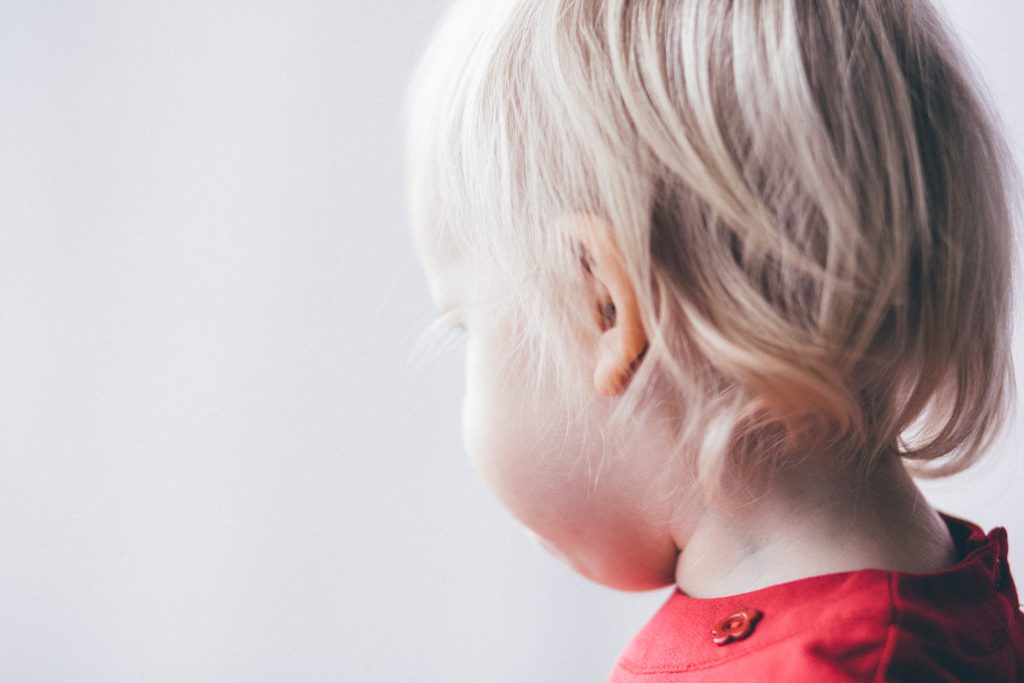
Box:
[416,211,958,597]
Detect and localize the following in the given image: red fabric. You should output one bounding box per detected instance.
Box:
[608,513,1024,682]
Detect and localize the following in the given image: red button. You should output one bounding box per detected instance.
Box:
[711,607,763,646]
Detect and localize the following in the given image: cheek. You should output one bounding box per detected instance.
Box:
[461,333,567,520]
[458,325,680,591]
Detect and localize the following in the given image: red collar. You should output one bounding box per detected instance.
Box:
[613,513,1014,676]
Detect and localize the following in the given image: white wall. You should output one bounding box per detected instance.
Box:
[0,1,1020,681]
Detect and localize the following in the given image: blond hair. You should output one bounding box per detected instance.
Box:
[404,0,1019,487]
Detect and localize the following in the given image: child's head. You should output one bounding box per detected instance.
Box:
[405,0,1018,589]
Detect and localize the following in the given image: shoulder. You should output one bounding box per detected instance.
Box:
[608,516,1024,682]
[879,521,1024,682]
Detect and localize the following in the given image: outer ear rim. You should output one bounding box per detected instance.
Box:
[569,213,649,397]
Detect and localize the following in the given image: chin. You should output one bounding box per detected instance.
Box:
[562,542,679,592]
[467,429,680,591]
[529,526,679,592]
[487,486,680,590]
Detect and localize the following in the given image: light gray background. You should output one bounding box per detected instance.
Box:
[0,1,1020,681]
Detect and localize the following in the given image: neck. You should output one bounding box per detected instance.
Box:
[671,452,957,598]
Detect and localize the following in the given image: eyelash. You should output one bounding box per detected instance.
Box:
[435,310,466,333]
[410,310,466,363]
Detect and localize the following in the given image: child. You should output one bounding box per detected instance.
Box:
[404,0,1024,679]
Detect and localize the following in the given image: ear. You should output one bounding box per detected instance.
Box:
[570,213,649,397]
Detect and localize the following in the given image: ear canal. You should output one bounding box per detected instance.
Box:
[599,300,616,331]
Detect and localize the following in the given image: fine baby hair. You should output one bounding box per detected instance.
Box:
[406,0,1017,494]
[405,0,1022,678]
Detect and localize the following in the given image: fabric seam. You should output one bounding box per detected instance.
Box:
[873,572,900,683]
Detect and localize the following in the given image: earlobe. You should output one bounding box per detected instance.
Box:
[594,329,649,396]
[570,213,649,397]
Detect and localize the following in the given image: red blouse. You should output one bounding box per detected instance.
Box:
[608,513,1024,682]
